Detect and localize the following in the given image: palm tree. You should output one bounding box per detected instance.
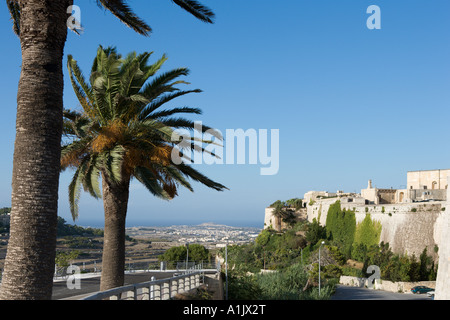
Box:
[271,201,296,232]
[62,46,227,291]
[2,0,215,300]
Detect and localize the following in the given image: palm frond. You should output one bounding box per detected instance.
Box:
[119,58,143,98]
[142,54,168,81]
[100,144,125,185]
[159,117,223,140]
[68,156,90,220]
[61,137,91,171]
[67,55,103,123]
[175,163,228,191]
[158,164,194,192]
[139,90,202,120]
[6,0,20,36]
[63,109,83,122]
[149,106,202,119]
[96,0,152,36]
[63,111,94,139]
[172,0,215,23]
[82,155,102,199]
[140,68,190,101]
[95,49,123,120]
[133,166,170,199]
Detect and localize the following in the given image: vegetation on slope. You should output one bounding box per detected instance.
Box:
[221,199,438,300]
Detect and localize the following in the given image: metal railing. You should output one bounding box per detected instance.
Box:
[82,271,204,300]
[54,260,220,279]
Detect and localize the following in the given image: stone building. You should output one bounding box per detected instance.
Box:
[407,169,449,190]
[361,180,397,205]
[361,169,449,204]
[263,169,450,298]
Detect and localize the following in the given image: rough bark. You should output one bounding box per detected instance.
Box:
[100,172,131,292]
[0,0,72,300]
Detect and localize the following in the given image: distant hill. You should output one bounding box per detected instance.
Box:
[0,207,11,215]
[57,217,103,237]
[197,222,228,227]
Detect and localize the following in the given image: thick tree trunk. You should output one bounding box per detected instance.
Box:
[0,0,72,300]
[100,172,131,292]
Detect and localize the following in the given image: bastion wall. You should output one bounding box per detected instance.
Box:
[305,198,445,260]
[435,177,450,300]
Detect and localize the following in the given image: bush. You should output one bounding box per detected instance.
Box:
[305,218,326,244]
[349,242,438,282]
[354,214,381,248]
[257,264,307,299]
[159,244,211,263]
[325,201,356,259]
[57,217,103,237]
[225,270,262,300]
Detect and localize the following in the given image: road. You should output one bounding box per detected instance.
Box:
[331,285,433,300]
[52,271,177,300]
[54,276,434,301]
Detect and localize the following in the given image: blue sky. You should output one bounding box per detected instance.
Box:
[0,0,449,228]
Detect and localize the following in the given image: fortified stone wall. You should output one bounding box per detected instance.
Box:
[435,177,450,300]
[264,207,307,232]
[306,199,445,260]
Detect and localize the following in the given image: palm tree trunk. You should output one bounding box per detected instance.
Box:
[100,172,131,292]
[0,0,72,300]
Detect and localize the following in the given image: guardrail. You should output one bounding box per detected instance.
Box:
[82,270,204,300]
[54,260,219,279]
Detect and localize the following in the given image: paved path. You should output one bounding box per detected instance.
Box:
[52,271,177,300]
[331,285,433,300]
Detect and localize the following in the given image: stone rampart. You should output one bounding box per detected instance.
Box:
[307,199,445,260]
[435,177,450,300]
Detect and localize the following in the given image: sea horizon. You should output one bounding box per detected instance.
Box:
[70,218,263,230]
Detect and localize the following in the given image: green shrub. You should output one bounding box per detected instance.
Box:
[257,263,308,300]
[325,201,356,259]
[159,244,211,262]
[305,218,326,244]
[226,270,262,300]
[354,214,382,248]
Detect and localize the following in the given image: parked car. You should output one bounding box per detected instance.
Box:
[411,286,434,294]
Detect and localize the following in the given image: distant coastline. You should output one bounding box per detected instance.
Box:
[70,219,263,230]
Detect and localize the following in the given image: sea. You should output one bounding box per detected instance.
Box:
[74,218,263,230]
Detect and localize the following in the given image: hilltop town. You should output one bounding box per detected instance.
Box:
[265,169,449,260]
